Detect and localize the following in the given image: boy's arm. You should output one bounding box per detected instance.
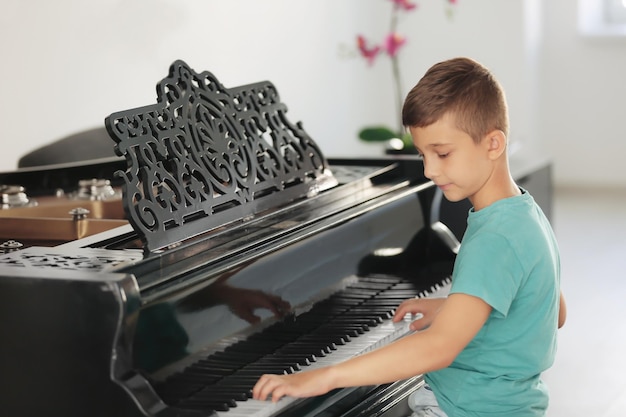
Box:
[328,293,492,385]
[253,293,491,402]
[558,290,567,328]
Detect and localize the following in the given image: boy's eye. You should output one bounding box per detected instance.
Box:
[438,153,449,158]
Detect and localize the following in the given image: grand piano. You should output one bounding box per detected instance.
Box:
[0,60,474,416]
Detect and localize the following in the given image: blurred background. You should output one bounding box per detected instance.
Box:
[0,0,624,415]
[1,0,624,188]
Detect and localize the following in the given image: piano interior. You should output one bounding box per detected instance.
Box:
[0,61,460,417]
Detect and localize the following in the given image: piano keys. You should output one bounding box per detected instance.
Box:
[152,275,450,416]
[0,61,458,417]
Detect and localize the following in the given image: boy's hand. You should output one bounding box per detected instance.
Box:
[393,297,446,331]
[252,368,334,402]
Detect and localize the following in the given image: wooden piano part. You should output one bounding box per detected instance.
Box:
[0,159,129,248]
[0,181,126,247]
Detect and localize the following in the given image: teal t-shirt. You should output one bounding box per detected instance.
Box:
[426,190,561,416]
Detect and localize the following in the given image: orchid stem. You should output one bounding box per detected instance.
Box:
[390,4,404,136]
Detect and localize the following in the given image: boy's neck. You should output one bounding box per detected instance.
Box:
[470,159,521,211]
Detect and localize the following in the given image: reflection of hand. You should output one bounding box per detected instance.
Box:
[392,297,446,331]
[178,260,291,323]
[219,286,291,324]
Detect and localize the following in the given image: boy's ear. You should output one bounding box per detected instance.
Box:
[485,130,507,160]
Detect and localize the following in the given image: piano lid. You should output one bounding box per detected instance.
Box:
[105,60,338,254]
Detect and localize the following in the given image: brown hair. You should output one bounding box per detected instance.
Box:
[402,57,509,142]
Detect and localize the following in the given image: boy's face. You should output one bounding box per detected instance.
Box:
[410,113,494,205]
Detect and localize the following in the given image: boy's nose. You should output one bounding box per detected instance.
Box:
[423,158,437,180]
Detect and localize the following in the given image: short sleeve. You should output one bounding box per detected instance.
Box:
[450,232,523,318]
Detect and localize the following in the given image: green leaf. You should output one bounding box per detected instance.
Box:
[402,132,414,147]
[358,126,400,142]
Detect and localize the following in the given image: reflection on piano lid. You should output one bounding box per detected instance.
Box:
[0,61,458,417]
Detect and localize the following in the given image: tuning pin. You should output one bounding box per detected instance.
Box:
[69,207,90,221]
[0,240,24,253]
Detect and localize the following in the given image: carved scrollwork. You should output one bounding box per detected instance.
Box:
[0,248,142,272]
[105,60,336,253]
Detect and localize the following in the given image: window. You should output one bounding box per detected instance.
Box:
[579,0,626,37]
[605,0,626,24]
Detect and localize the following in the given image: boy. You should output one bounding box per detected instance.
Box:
[252,57,566,416]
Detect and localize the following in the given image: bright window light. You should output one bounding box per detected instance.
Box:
[579,0,626,36]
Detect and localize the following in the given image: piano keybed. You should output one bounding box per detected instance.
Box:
[154,275,451,417]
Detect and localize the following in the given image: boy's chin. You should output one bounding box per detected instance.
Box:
[441,191,467,203]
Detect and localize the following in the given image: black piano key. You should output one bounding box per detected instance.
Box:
[227,339,285,352]
[211,378,257,389]
[361,299,406,306]
[277,342,333,356]
[359,276,404,284]
[165,374,222,386]
[190,385,249,401]
[254,353,308,364]
[380,288,420,295]
[333,292,380,300]
[176,398,234,411]
[251,327,302,340]
[349,282,393,290]
[218,375,267,386]
[318,320,369,330]
[201,385,252,397]
[192,390,250,402]
[266,352,316,365]
[391,282,424,289]
[314,326,361,338]
[163,371,222,385]
[156,384,205,404]
[233,367,288,377]
[199,353,253,364]
[193,392,249,403]
[339,313,387,325]
[183,365,236,376]
[310,330,351,342]
[211,349,264,362]
[316,297,363,307]
[329,324,368,335]
[253,358,303,371]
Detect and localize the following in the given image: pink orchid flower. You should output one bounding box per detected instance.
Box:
[390,0,417,11]
[357,35,381,65]
[384,33,406,57]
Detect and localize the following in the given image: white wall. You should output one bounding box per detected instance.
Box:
[540,0,626,188]
[0,0,533,171]
[2,0,583,188]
